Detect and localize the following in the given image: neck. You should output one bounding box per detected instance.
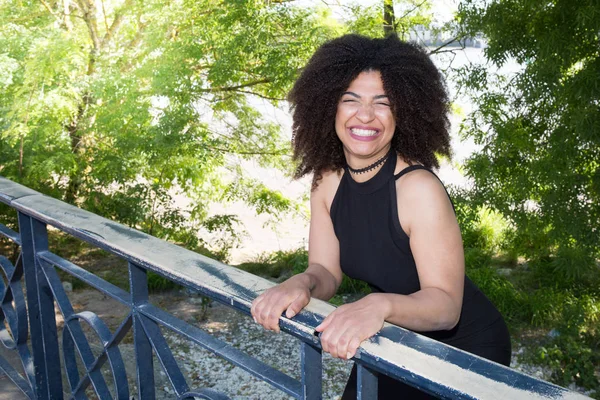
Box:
[347,152,389,175]
[345,146,392,170]
[345,147,393,182]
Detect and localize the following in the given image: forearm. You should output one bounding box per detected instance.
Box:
[302,263,339,301]
[373,288,461,332]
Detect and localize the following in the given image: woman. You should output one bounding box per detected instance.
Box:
[251,34,511,399]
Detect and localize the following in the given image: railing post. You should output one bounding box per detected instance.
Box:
[300,342,322,400]
[357,364,378,400]
[17,212,63,399]
[129,261,155,398]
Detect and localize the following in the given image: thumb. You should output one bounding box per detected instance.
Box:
[285,295,305,318]
[315,314,332,332]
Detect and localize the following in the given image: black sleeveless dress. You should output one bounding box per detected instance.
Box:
[330,150,511,399]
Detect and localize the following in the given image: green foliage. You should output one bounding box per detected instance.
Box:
[201,213,244,262]
[343,1,433,38]
[0,0,439,258]
[464,247,492,269]
[236,248,308,279]
[533,336,599,396]
[467,266,528,324]
[457,0,600,266]
[337,275,372,296]
[452,187,513,269]
[525,291,600,395]
[235,247,370,297]
[147,271,181,292]
[0,0,344,251]
[528,255,600,292]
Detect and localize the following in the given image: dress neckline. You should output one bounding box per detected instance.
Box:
[343,148,397,194]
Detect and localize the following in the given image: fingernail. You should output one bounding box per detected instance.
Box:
[347,352,352,359]
[253,316,257,323]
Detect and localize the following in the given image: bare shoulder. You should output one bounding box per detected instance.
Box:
[395,168,454,235]
[311,169,344,213]
[395,168,447,199]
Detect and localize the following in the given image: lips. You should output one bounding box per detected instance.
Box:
[349,127,381,141]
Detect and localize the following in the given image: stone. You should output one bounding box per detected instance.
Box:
[62,281,73,292]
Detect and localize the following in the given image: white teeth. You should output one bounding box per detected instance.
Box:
[351,128,378,137]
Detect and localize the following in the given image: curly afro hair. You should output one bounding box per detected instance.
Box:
[288,34,451,187]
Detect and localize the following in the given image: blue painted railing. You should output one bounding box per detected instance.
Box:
[0,176,591,399]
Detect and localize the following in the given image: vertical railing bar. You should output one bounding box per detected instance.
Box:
[300,341,322,400]
[357,363,378,400]
[17,213,63,399]
[11,251,36,392]
[138,313,190,396]
[129,261,155,399]
[40,257,114,397]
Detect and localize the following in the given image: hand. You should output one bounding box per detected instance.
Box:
[251,274,312,333]
[315,294,388,360]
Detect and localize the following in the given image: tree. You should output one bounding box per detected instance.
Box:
[0,0,342,248]
[0,0,436,256]
[457,0,600,277]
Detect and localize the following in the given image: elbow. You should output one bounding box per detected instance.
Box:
[435,289,462,331]
[440,304,461,331]
[445,312,461,331]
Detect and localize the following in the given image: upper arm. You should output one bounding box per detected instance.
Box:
[308,172,343,288]
[396,171,465,312]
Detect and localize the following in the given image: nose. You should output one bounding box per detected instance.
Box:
[355,102,375,122]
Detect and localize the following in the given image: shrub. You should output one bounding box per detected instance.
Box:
[337,275,371,296]
[529,254,600,292]
[464,247,493,269]
[467,266,527,325]
[147,270,182,292]
[236,248,308,279]
[532,334,600,395]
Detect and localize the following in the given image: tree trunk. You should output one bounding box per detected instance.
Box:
[383,0,395,36]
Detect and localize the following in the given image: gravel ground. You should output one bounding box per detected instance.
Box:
[154,296,352,399]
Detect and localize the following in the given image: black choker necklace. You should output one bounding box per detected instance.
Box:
[347,152,390,174]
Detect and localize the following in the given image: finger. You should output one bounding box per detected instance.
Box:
[320,328,331,355]
[263,303,284,333]
[251,294,265,322]
[285,293,308,318]
[322,324,345,358]
[346,336,362,360]
[254,294,273,325]
[336,333,351,360]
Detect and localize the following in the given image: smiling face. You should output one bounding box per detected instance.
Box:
[335,70,396,169]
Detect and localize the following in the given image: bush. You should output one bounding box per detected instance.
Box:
[337,275,371,296]
[464,247,493,269]
[529,255,600,293]
[467,266,527,325]
[147,270,182,292]
[236,248,308,279]
[531,334,600,395]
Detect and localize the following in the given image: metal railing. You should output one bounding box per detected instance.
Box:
[0,176,591,399]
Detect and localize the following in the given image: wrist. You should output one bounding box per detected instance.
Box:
[366,292,393,321]
[292,272,315,293]
[301,271,318,292]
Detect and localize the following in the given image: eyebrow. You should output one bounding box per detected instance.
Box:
[342,91,389,100]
